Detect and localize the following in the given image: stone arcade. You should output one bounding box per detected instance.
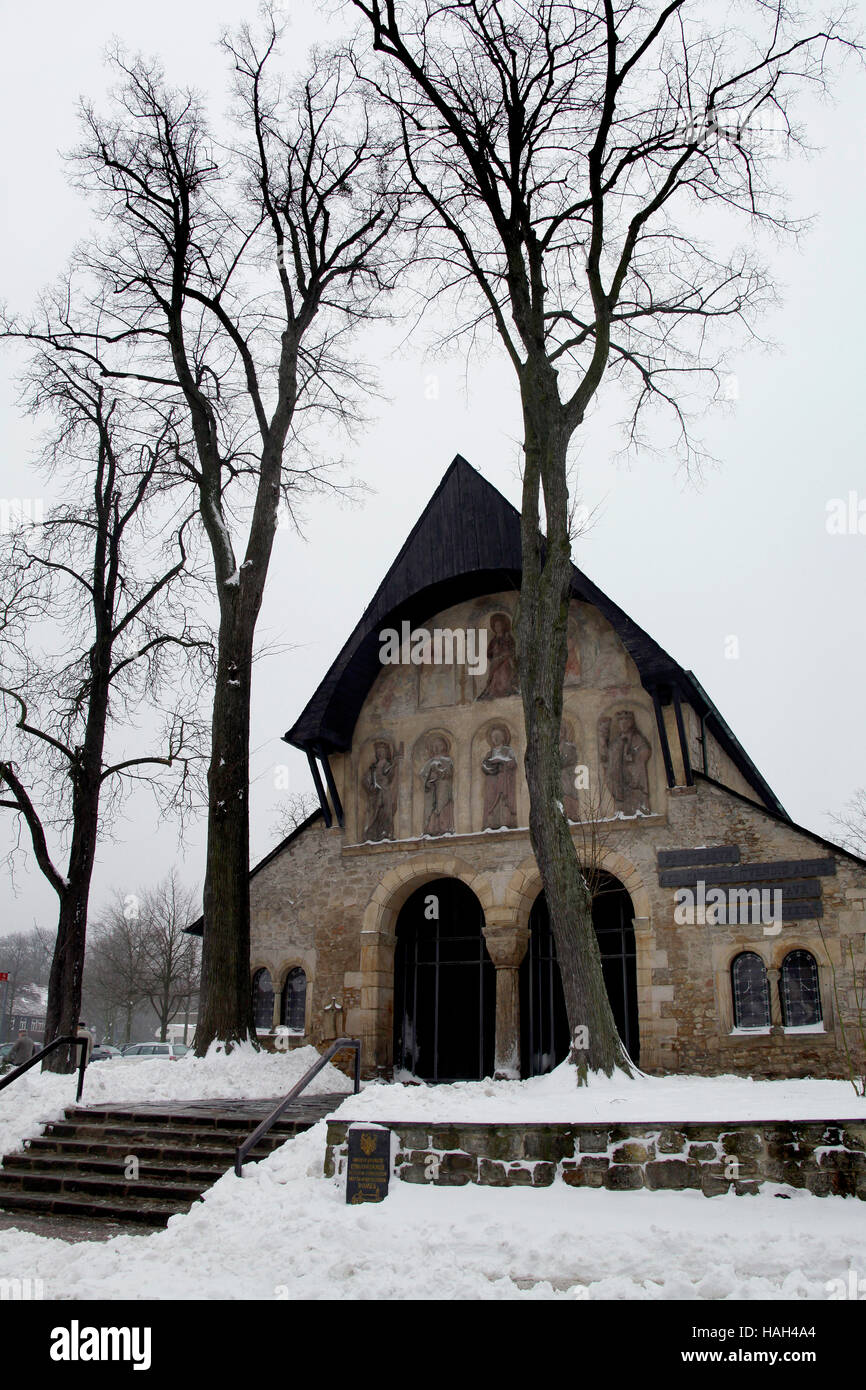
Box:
[241,457,866,1083]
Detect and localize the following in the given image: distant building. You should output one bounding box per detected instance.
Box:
[197,456,866,1082]
[7,983,48,1045]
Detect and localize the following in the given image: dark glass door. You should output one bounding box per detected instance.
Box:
[393,878,495,1082]
[520,874,639,1075]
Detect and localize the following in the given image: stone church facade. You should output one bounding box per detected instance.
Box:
[247,457,866,1082]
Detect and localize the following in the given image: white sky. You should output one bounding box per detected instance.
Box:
[1,0,865,939]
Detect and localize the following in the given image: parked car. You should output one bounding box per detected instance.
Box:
[0,1041,15,1073]
[90,1044,122,1062]
[117,1042,190,1062]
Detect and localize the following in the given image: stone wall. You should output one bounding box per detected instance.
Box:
[324,1118,866,1199]
[251,585,866,1082]
[251,775,866,1080]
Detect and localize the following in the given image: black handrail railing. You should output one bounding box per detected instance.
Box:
[0,1035,89,1103]
[235,1037,361,1177]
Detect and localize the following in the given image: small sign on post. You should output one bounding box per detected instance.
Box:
[346,1123,391,1205]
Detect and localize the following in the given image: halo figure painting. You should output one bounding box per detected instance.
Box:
[362,738,401,840]
[481,724,518,829]
[420,734,455,836]
[475,613,518,700]
[598,710,651,815]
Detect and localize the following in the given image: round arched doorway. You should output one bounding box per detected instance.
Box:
[393,877,495,1082]
[519,872,640,1075]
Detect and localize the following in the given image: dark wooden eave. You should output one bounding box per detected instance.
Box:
[285,455,787,819]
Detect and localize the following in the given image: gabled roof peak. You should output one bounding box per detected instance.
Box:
[284,455,785,818]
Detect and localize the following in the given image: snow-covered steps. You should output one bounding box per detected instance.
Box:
[0,1095,345,1228]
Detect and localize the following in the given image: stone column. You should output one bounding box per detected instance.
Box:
[358,927,396,1074]
[483,924,529,1081]
[632,915,658,1069]
[767,967,783,1028]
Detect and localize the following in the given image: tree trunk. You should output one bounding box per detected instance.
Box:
[515,364,631,1082]
[42,763,102,1073]
[195,609,258,1052]
[42,887,90,1073]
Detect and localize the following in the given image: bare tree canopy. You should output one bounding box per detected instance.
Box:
[349,0,862,1079]
[86,870,200,1045]
[831,788,866,859]
[0,353,209,1069]
[2,8,404,1051]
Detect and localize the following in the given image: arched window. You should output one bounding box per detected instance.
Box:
[280,968,307,1033]
[780,951,822,1029]
[731,952,770,1029]
[252,968,275,1031]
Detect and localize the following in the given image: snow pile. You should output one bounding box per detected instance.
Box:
[0,1044,351,1159]
[331,1062,866,1124]
[0,1120,864,1300]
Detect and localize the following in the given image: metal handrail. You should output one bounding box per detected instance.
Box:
[234,1036,361,1177]
[0,1035,89,1103]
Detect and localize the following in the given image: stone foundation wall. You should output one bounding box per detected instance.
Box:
[324,1118,866,1199]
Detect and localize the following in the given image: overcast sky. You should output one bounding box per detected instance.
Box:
[1,0,864,939]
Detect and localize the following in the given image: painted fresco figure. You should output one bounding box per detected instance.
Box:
[420,734,454,835]
[475,613,518,700]
[598,710,651,815]
[362,738,401,840]
[559,721,582,821]
[481,724,518,829]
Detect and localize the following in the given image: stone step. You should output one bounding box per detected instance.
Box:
[24,1136,242,1166]
[63,1104,309,1133]
[0,1189,187,1227]
[0,1093,344,1229]
[40,1121,296,1150]
[0,1168,208,1203]
[4,1152,226,1184]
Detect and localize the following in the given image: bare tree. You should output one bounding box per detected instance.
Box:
[4,10,401,1051]
[0,355,208,1069]
[351,0,860,1079]
[138,871,200,1042]
[84,897,152,1047]
[270,790,319,841]
[830,788,866,859]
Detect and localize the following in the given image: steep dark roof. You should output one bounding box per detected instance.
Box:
[285,455,786,818]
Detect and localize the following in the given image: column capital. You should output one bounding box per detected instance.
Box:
[483,925,530,969]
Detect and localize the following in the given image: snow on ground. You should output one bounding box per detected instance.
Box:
[0,1120,864,1301]
[0,1043,351,1158]
[332,1064,866,1124]
[1,1055,864,1300]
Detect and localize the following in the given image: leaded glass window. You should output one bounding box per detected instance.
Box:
[252,968,275,1030]
[780,951,822,1028]
[280,967,306,1032]
[731,952,770,1029]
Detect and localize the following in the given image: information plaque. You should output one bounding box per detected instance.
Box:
[346,1125,391,1204]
